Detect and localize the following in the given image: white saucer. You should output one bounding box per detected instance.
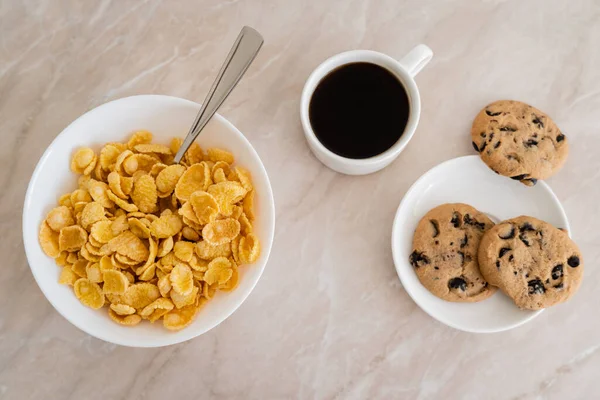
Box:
[391,155,570,333]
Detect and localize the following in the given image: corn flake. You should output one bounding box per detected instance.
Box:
[171,285,199,309]
[104,231,149,262]
[170,264,194,295]
[207,148,234,164]
[174,163,211,202]
[195,240,232,260]
[108,309,142,326]
[46,206,74,232]
[80,202,105,230]
[163,303,198,331]
[204,257,233,285]
[239,233,261,264]
[182,226,200,241]
[88,180,115,208]
[202,218,240,246]
[174,241,195,262]
[150,213,183,238]
[207,181,246,216]
[71,148,96,174]
[74,278,104,309]
[140,298,174,322]
[130,174,157,213]
[39,221,61,258]
[123,283,160,309]
[110,303,136,316]
[127,130,153,150]
[58,267,79,286]
[58,225,88,252]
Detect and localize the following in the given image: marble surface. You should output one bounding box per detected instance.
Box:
[2,0,600,399]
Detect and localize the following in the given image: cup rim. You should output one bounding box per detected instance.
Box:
[300,50,421,167]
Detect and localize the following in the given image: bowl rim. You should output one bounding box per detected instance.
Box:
[391,155,571,333]
[22,94,276,347]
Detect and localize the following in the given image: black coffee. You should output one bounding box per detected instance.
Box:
[309,62,410,159]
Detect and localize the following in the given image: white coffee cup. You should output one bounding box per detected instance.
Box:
[300,45,433,175]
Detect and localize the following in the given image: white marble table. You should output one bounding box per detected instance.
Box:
[2,0,599,399]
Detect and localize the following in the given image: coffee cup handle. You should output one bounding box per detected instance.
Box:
[399,44,433,77]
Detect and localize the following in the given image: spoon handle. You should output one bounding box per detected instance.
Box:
[174,26,264,163]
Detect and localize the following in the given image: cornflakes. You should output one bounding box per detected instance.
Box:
[239,233,261,264]
[174,163,211,201]
[71,148,97,174]
[74,278,104,309]
[173,241,195,263]
[207,148,234,164]
[88,180,115,208]
[40,131,262,330]
[110,303,136,316]
[109,309,142,326]
[123,283,160,309]
[150,213,183,238]
[104,231,149,262]
[102,270,129,294]
[80,202,105,230]
[202,218,240,245]
[189,190,219,224]
[140,298,174,322]
[59,225,88,252]
[204,257,233,285]
[90,220,114,243]
[156,164,186,195]
[46,206,74,232]
[195,240,232,260]
[207,181,246,216]
[39,221,61,258]
[170,264,194,296]
[58,267,79,286]
[171,285,199,309]
[131,174,158,213]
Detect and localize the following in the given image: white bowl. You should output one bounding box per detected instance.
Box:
[391,155,570,333]
[22,95,275,347]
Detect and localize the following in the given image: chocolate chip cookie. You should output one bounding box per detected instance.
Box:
[409,203,496,302]
[478,216,583,310]
[471,100,569,186]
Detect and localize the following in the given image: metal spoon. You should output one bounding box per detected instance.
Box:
[174,26,264,163]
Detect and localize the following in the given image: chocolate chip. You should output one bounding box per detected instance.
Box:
[532,116,544,128]
[520,223,535,232]
[545,278,550,284]
[508,254,514,262]
[460,234,468,248]
[434,240,439,245]
[489,133,495,141]
[480,132,486,138]
[552,264,563,280]
[494,141,501,149]
[458,251,465,265]
[451,212,461,228]
[525,178,538,186]
[567,256,580,268]
[528,279,545,294]
[486,110,501,117]
[513,271,517,275]
[500,126,517,132]
[472,141,479,152]
[409,250,430,268]
[519,233,531,247]
[434,266,439,270]
[524,139,538,147]
[499,247,510,258]
[511,174,529,181]
[479,141,487,152]
[496,260,500,269]
[499,226,516,240]
[556,133,565,142]
[430,220,439,238]
[554,283,564,289]
[463,214,472,225]
[448,277,467,291]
